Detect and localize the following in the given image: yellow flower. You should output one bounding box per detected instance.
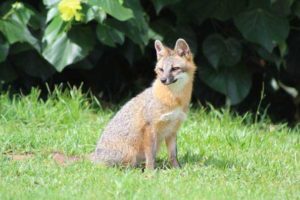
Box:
[58,0,82,22]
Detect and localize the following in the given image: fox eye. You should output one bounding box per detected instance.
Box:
[172,67,180,71]
[159,68,164,72]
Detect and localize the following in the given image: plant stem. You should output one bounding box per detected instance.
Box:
[2,8,14,20]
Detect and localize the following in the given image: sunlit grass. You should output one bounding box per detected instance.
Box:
[0,87,299,199]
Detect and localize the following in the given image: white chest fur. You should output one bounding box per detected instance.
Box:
[158,108,186,139]
[169,73,189,93]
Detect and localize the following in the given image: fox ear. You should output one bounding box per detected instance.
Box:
[154,40,165,59]
[174,38,190,57]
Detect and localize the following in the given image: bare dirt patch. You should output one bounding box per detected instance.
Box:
[4,152,92,166]
[5,153,34,161]
[52,152,82,166]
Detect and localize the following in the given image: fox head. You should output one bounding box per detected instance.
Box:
[154,39,196,88]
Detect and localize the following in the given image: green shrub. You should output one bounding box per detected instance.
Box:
[0,0,299,106]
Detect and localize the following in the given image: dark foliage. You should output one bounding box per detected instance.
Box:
[0,0,300,122]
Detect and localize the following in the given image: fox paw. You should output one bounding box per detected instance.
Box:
[160,112,173,121]
[159,110,186,122]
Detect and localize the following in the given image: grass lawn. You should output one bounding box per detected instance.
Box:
[0,88,299,200]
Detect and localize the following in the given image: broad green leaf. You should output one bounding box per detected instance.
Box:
[171,1,215,24]
[234,8,289,52]
[96,24,124,47]
[85,5,106,23]
[43,0,60,7]
[42,27,94,72]
[271,0,294,16]
[248,0,272,9]
[43,16,64,44]
[152,0,180,14]
[0,62,17,82]
[293,1,300,18]
[0,2,39,50]
[13,50,56,80]
[68,26,95,53]
[106,0,154,48]
[171,0,247,25]
[88,0,133,21]
[2,2,40,29]
[200,64,252,105]
[106,18,147,49]
[151,20,197,54]
[249,0,294,16]
[0,19,39,51]
[0,38,9,62]
[212,0,247,21]
[46,7,59,23]
[42,33,82,72]
[10,4,34,25]
[13,3,42,31]
[202,34,242,69]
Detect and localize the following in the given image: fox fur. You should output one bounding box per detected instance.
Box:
[92,38,197,169]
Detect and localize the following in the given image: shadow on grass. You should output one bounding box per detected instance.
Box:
[179,152,238,170]
[136,151,239,171]
[3,151,238,171]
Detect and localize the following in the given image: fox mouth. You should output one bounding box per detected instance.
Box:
[163,79,177,85]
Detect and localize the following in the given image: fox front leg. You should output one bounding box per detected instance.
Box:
[165,134,181,168]
[144,127,157,170]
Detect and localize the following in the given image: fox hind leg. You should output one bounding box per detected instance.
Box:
[93,148,124,166]
[93,147,138,167]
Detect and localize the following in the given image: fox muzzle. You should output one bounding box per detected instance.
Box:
[160,77,177,85]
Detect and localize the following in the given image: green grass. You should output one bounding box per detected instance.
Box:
[0,88,299,200]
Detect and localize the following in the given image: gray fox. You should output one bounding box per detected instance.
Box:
[92,39,196,169]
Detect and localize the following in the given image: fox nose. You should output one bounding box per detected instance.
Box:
[160,78,167,84]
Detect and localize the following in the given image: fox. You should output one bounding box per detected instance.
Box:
[92,38,197,169]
